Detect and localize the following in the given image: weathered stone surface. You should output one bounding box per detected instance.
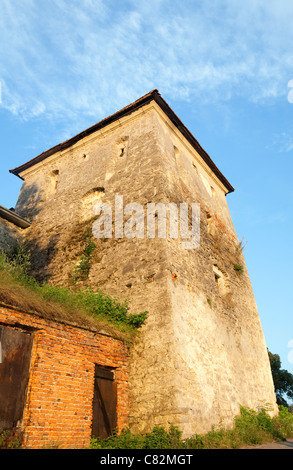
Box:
[12,95,277,436]
[0,217,23,252]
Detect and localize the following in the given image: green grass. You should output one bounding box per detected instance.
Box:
[89,406,293,449]
[73,229,96,281]
[0,247,147,339]
[234,264,244,273]
[0,429,22,449]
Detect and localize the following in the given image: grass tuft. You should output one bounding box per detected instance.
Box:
[0,247,147,340]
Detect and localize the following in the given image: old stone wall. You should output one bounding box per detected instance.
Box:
[0,217,23,253]
[13,101,277,437]
[140,115,278,435]
[0,305,129,449]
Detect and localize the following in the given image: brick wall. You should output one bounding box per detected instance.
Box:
[0,305,129,449]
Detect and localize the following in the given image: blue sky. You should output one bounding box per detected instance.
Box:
[1,0,293,376]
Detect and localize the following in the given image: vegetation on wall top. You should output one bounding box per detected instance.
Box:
[0,245,147,340]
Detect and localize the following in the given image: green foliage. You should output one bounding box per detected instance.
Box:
[8,244,32,273]
[272,405,293,437]
[39,284,147,329]
[268,350,293,407]
[232,406,283,445]
[0,244,31,277]
[90,406,293,449]
[144,426,183,449]
[0,429,22,449]
[73,230,96,281]
[2,406,292,449]
[90,426,184,449]
[0,245,147,332]
[90,428,145,449]
[234,264,244,273]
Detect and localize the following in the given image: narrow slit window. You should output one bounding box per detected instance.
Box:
[213,265,227,296]
[51,170,59,191]
[192,162,199,174]
[115,136,129,159]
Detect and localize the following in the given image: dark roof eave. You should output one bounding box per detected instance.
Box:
[9,89,234,194]
[0,205,31,229]
[153,93,234,194]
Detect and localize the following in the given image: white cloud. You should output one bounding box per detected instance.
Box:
[271,132,293,153]
[0,0,293,123]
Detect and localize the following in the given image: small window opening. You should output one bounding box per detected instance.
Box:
[174,146,180,157]
[95,187,105,193]
[116,136,129,159]
[51,170,59,191]
[81,187,105,221]
[192,162,198,174]
[213,265,228,296]
[206,213,213,234]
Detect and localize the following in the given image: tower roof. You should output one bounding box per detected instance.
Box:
[9,89,234,194]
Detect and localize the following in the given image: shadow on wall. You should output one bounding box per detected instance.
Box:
[25,232,61,284]
[15,182,44,222]
[11,180,62,283]
[0,221,23,254]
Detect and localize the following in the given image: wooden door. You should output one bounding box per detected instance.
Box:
[0,326,33,429]
[92,366,117,439]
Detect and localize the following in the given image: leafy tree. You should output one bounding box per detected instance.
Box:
[268,350,293,407]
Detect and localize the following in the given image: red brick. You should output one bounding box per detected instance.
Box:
[0,306,129,449]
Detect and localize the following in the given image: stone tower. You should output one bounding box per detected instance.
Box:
[10,90,277,436]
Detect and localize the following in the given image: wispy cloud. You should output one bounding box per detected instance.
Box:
[0,0,293,124]
[270,131,293,153]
